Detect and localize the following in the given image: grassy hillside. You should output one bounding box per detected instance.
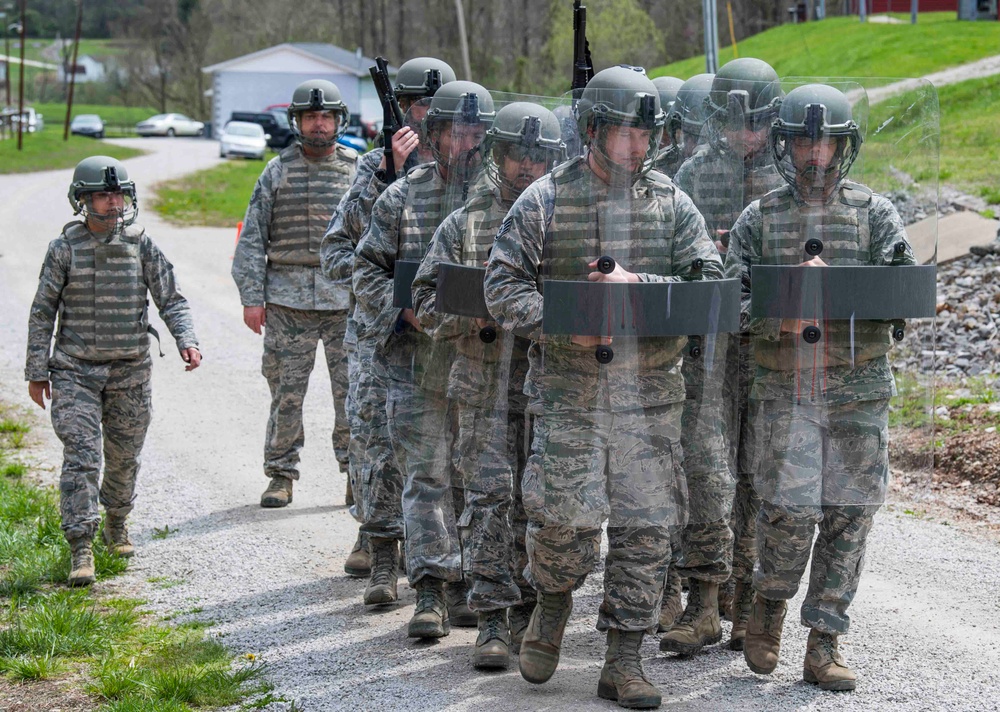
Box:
[0,130,143,174]
[651,13,1000,80]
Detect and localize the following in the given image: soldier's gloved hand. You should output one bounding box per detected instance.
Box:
[800,256,827,267]
[571,335,612,348]
[28,380,50,410]
[383,127,420,173]
[400,308,423,332]
[181,348,202,372]
[243,306,266,334]
[586,258,639,284]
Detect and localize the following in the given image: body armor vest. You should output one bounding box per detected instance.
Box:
[57,221,149,360]
[687,147,783,233]
[754,181,892,371]
[267,145,354,266]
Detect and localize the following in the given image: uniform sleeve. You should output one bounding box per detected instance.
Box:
[869,195,915,266]
[142,236,199,353]
[24,239,70,381]
[231,159,280,307]
[726,202,777,339]
[484,182,550,341]
[412,208,467,339]
[673,157,695,199]
[638,188,723,283]
[320,150,385,283]
[353,180,406,346]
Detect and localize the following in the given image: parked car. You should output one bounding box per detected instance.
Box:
[338,133,368,153]
[219,121,268,160]
[136,113,204,137]
[70,114,105,139]
[229,110,294,150]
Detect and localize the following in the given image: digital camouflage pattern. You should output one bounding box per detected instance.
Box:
[725,180,913,634]
[411,174,532,612]
[233,142,357,480]
[484,155,723,631]
[26,222,198,543]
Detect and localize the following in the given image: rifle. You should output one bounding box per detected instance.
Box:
[369,56,406,182]
[572,0,594,97]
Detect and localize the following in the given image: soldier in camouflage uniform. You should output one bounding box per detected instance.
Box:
[26,156,201,587]
[232,79,357,515]
[726,83,915,692]
[411,101,565,669]
[485,66,723,709]
[661,58,785,656]
[321,58,456,584]
[650,76,684,178]
[354,81,495,640]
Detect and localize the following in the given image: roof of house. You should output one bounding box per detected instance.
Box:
[202,43,397,77]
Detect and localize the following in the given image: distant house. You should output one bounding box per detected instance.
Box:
[57,55,106,84]
[201,43,395,138]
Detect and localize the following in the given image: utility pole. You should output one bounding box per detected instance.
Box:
[703,0,719,73]
[860,0,867,22]
[16,0,24,150]
[911,0,918,24]
[63,0,82,141]
[452,0,472,80]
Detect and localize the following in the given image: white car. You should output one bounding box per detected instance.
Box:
[219,121,269,160]
[136,113,205,137]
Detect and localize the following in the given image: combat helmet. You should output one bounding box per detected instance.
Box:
[652,76,684,117]
[287,79,349,149]
[705,58,782,135]
[67,155,138,234]
[574,65,666,180]
[668,73,714,149]
[770,83,862,196]
[484,102,565,199]
[393,57,457,99]
[421,80,495,171]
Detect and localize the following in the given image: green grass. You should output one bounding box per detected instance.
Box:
[152,159,270,228]
[0,129,143,174]
[0,405,272,708]
[651,12,1000,80]
[32,102,160,135]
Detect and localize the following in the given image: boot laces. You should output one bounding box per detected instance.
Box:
[482,611,506,641]
[266,478,289,494]
[537,594,567,637]
[676,582,705,625]
[817,632,839,661]
[107,519,129,545]
[416,582,443,613]
[369,544,396,586]
[616,633,648,680]
[762,597,783,629]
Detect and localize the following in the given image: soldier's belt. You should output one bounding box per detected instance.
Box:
[437,264,489,319]
[749,265,937,320]
[541,278,741,337]
[392,260,421,309]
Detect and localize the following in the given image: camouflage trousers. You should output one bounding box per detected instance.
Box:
[677,334,737,584]
[455,402,532,612]
[48,350,152,543]
[752,398,889,635]
[729,344,760,582]
[387,378,462,583]
[523,403,684,632]
[261,304,349,481]
[351,343,404,540]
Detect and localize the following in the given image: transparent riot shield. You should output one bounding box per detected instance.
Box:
[744,78,938,515]
[412,93,568,610]
[379,88,493,592]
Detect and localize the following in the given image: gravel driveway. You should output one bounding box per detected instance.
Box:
[0,139,998,712]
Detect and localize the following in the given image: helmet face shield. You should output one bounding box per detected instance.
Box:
[421,82,496,183]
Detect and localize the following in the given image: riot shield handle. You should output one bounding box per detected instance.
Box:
[891,241,908,265]
[891,320,906,342]
[597,255,616,274]
[804,238,824,258]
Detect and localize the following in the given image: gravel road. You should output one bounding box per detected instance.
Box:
[1,139,998,712]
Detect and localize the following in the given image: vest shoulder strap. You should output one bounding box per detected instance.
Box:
[760,184,795,214]
[840,181,873,208]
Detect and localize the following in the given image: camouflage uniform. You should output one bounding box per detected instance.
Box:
[484,156,723,631]
[353,161,467,582]
[411,175,532,612]
[651,150,682,180]
[25,221,198,543]
[725,181,913,634]
[232,142,356,484]
[673,145,784,584]
[322,147,418,537]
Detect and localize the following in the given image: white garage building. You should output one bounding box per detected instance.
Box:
[201,43,394,138]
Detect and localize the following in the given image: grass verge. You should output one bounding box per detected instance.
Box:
[0,129,144,174]
[0,404,273,710]
[151,158,271,228]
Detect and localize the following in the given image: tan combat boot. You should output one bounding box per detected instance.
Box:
[508,598,534,654]
[408,576,450,638]
[364,538,399,606]
[473,609,511,670]
[658,579,722,656]
[260,476,293,508]
[102,516,134,558]
[803,628,857,691]
[68,539,95,587]
[728,579,754,651]
[518,590,573,684]
[343,531,371,578]
[743,593,787,674]
[447,580,477,627]
[657,568,683,633]
[597,629,662,709]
